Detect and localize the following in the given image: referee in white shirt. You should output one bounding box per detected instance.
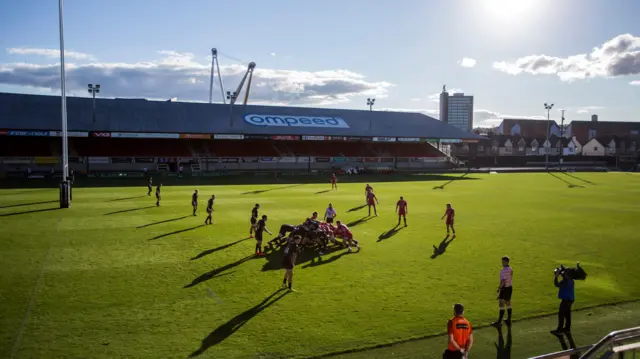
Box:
[324,203,337,223]
[492,256,514,326]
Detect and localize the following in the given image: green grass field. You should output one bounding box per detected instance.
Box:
[1,172,639,359]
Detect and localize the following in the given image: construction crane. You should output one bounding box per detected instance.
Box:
[208,48,225,104]
[230,62,256,106]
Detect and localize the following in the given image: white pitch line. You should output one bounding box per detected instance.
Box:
[10,217,62,359]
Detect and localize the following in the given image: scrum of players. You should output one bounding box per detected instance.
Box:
[152,174,456,291]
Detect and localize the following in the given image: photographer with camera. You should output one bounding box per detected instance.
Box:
[551,265,575,335]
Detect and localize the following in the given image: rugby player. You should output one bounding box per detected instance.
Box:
[155,183,162,207]
[249,204,260,238]
[493,256,514,326]
[204,194,215,225]
[396,196,408,227]
[282,235,303,291]
[365,184,373,202]
[366,190,379,217]
[441,203,456,236]
[191,189,199,216]
[331,173,338,190]
[254,215,272,256]
[147,177,153,196]
[335,220,360,252]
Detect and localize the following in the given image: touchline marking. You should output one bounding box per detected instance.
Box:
[9,217,62,359]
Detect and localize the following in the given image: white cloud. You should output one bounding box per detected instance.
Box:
[631,80,640,85]
[0,50,393,105]
[270,52,276,57]
[492,33,640,81]
[573,106,604,114]
[410,97,422,102]
[458,57,477,68]
[7,47,96,61]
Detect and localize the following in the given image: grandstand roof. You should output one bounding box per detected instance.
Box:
[0,92,483,139]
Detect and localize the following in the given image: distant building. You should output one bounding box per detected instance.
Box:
[495,118,561,138]
[565,115,640,144]
[439,86,474,133]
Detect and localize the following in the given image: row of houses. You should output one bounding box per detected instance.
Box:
[452,135,638,157]
[488,116,640,145]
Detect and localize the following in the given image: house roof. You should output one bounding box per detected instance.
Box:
[0,92,484,140]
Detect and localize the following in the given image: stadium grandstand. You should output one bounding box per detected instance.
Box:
[0,92,483,176]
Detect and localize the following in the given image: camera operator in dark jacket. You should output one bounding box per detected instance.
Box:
[551,268,575,335]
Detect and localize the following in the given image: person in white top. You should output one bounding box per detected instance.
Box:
[324,203,337,224]
[492,256,514,326]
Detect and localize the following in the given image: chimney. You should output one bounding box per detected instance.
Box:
[591,114,598,123]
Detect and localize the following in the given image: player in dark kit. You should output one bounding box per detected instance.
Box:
[441,203,455,236]
[282,235,303,291]
[396,196,408,227]
[254,215,272,256]
[155,184,162,206]
[191,189,199,216]
[366,190,379,216]
[204,194,215,225]
[249,204,260,238]
[331,173,338,190]
[147,177,153,196]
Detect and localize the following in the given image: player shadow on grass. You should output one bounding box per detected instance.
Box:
[188,289,289,357]
[347,204,367,212]
[302,249,352,268]
[431,235,455,259]
[432,173,469,190]
[0,200,58,209]
[0,207,60,217]
[377,225,405,242]
[547,172,584,189]
[494,325,513,359]
[149,224,205,240]
[105,206,156,215]
[347,216,374,227]
[241,184,303,195]
[561,172,595,185]
[190,237,252,260]
[261,244,327,271]
[136,215,190,229]
[184,255,257,288]
[105,195,146,202]
[315,189,331,194]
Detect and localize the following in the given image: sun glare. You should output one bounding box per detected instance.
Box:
[483,0,538,21]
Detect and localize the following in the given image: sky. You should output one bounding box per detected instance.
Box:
[0,0,639,127]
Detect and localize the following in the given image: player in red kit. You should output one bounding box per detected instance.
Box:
[441,203,456,236]
[331,173,338,190]
[365,184,373,202]
[366,190,379,216]
[335,221,360,252]
[396,196,408,227]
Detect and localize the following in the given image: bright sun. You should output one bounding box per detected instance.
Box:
[483,0,537,21]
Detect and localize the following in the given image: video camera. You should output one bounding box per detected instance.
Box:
[554,261,587,280]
